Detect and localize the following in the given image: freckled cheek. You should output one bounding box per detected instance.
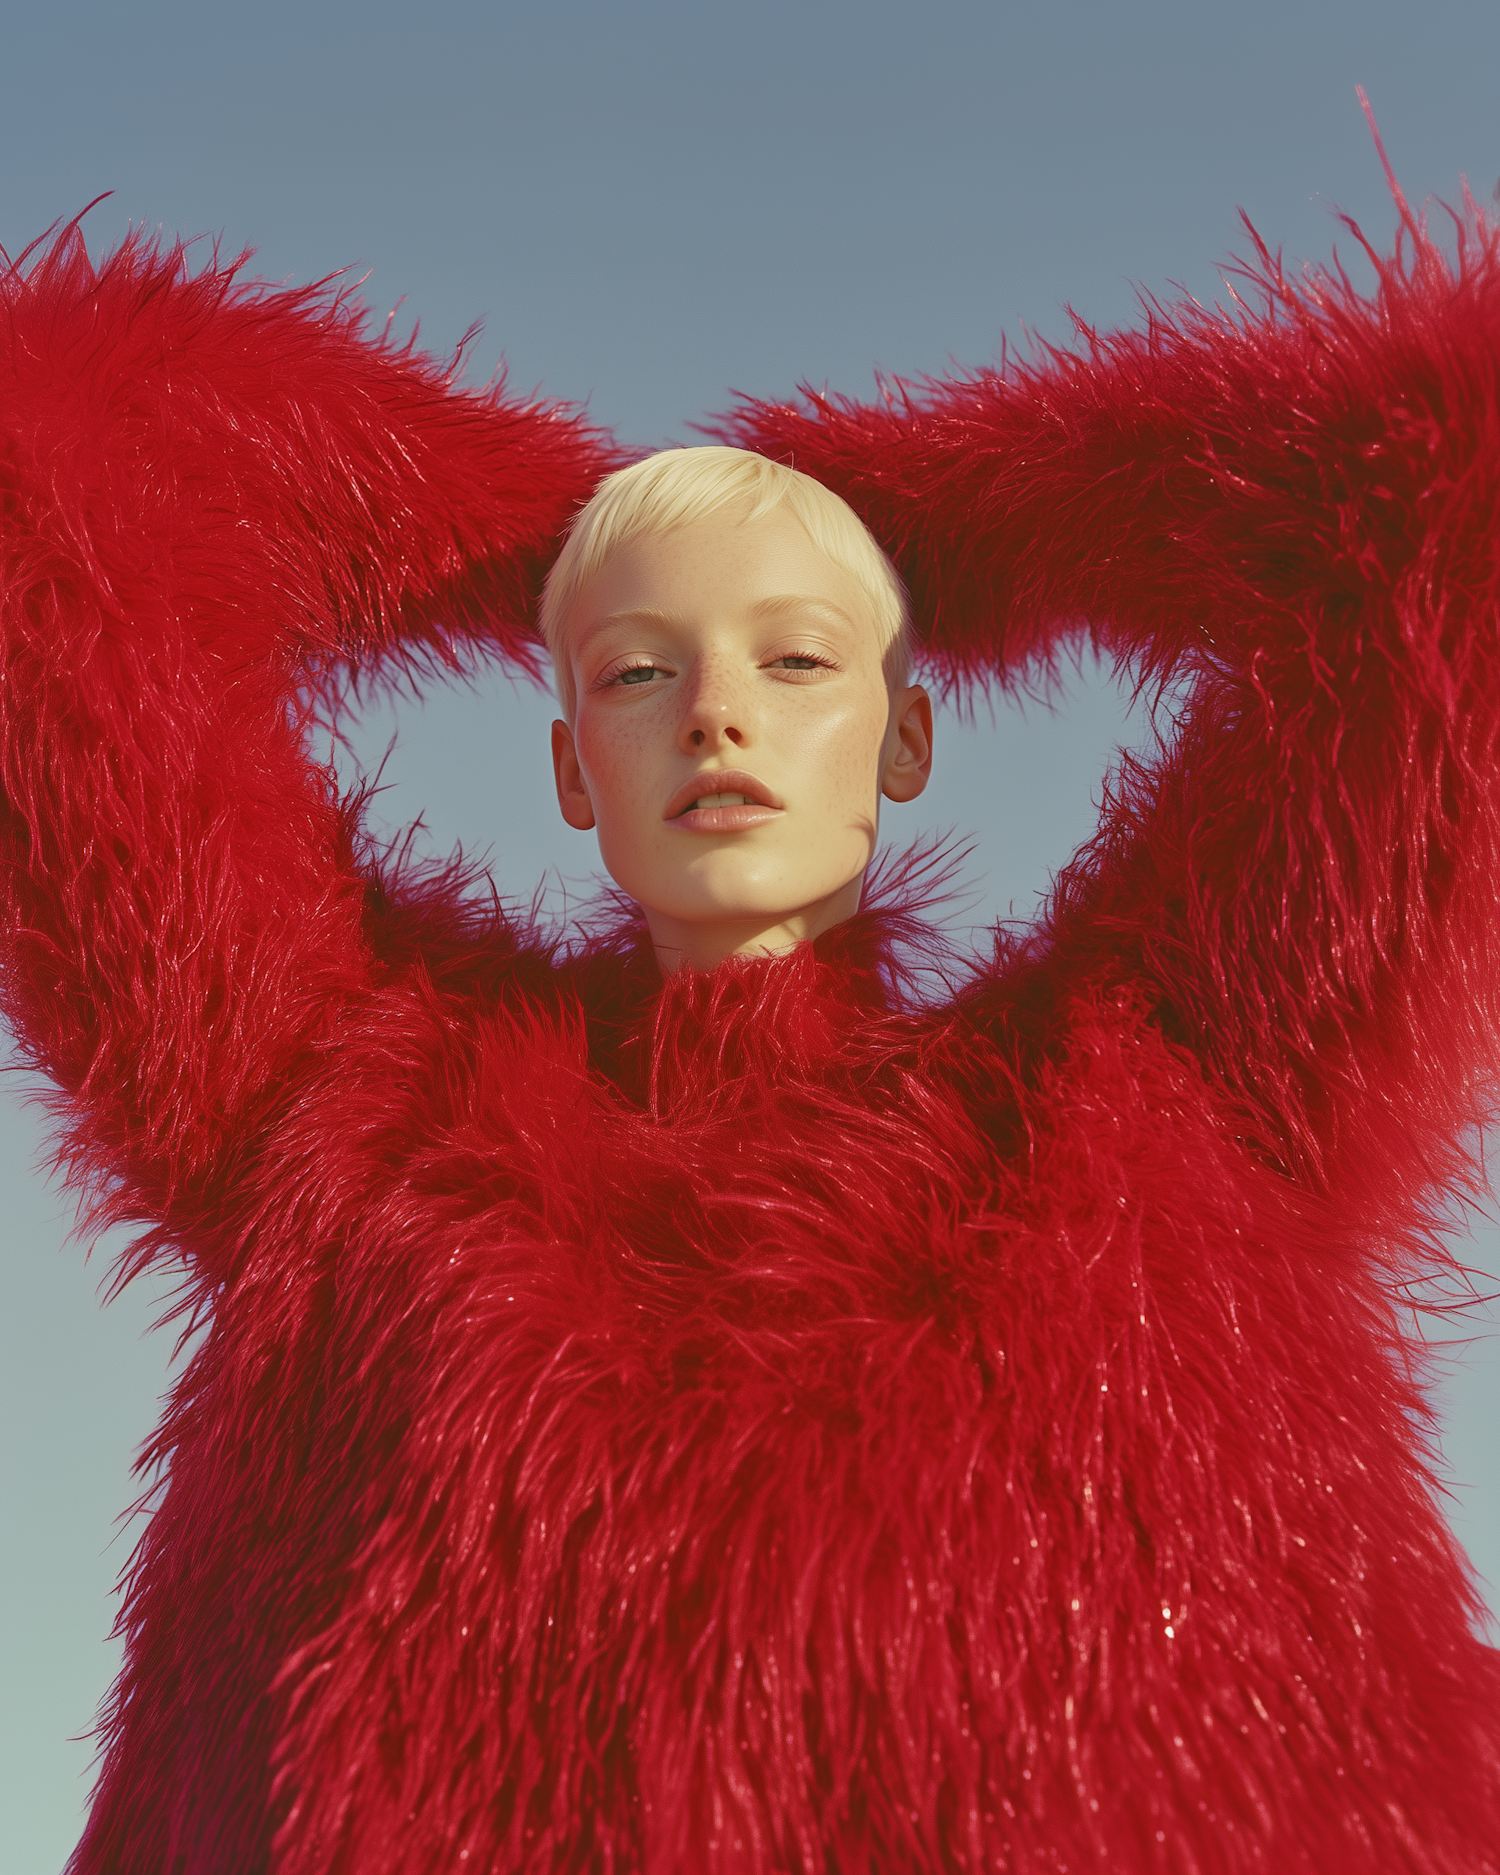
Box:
[789,700,888,809]
[575,714,661,826]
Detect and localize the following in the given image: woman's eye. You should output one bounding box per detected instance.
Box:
[772,654,831,672]
[612,663,664,686]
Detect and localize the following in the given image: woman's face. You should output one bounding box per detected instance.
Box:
[550,504,932,972]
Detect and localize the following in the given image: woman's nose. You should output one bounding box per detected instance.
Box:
[685,714,745,750]
[679,663,751,751]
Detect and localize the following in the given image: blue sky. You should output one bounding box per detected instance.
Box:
[3,3,1498,1865]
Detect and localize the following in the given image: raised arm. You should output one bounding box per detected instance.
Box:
[719,200,1500,1204]
[0,225,615,1278]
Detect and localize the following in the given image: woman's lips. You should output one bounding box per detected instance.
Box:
[664,771,784,832]
[671,801,784,833]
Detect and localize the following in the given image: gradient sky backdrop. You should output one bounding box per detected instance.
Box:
[3,3,1498,1866]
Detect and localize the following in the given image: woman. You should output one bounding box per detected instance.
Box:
[3,186,1498,1870]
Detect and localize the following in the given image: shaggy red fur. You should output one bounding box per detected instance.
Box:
[2,196,1499,1872]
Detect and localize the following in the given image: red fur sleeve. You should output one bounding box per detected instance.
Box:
[0,227,613,1275]
[719,206,1500,1206]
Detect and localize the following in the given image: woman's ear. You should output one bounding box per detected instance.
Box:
[551,719,597,830]
[881,685,934,803]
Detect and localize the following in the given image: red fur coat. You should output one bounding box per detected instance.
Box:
[3,200,1499,1873]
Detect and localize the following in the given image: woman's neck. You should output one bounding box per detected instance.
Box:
[645,877,863,975]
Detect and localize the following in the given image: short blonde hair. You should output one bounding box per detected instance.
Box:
[540,446,911,716]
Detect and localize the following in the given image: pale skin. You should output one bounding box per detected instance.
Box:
[550,504,934,974]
